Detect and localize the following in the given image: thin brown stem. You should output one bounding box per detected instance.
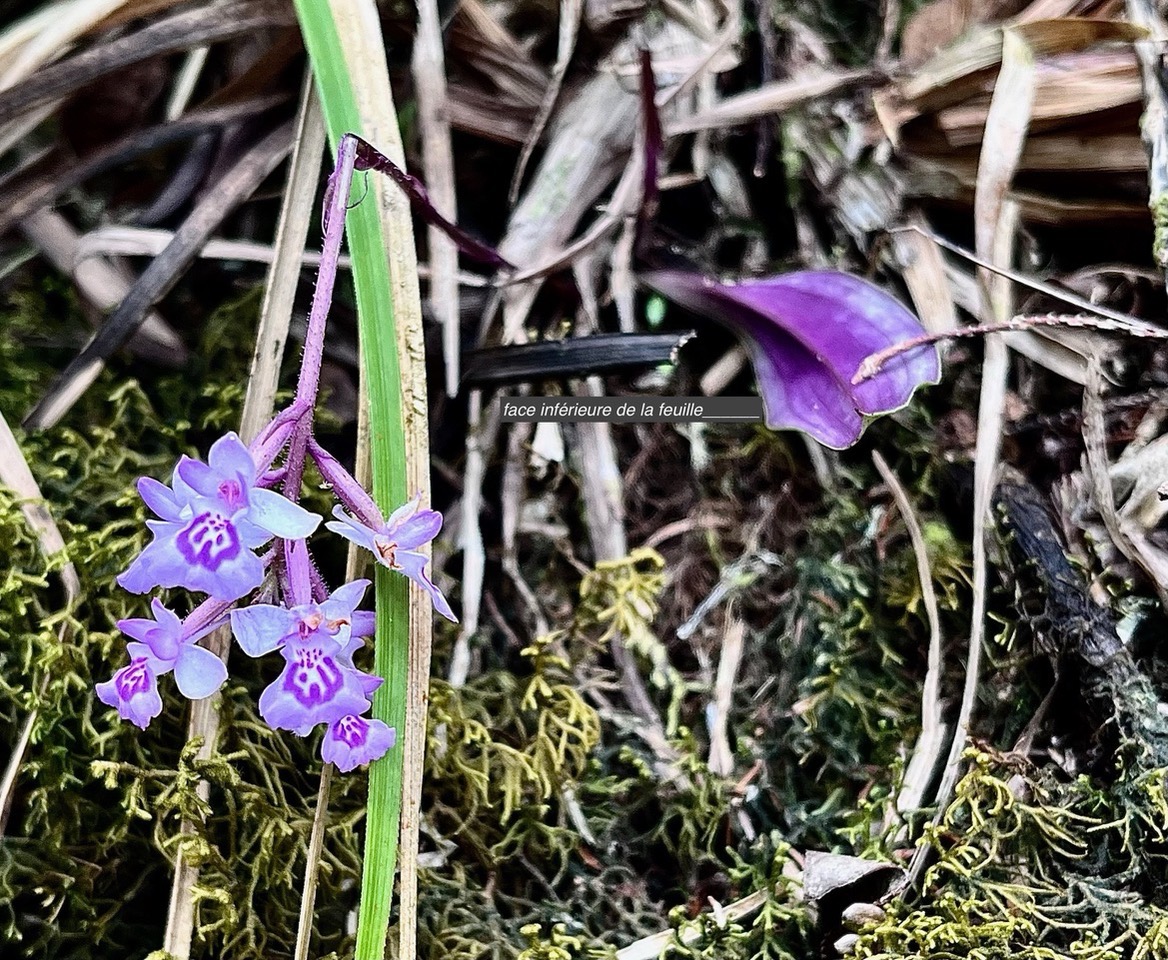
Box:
[293,763,335,960]
[855,313,1168,384]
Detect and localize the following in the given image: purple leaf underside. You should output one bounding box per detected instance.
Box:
[644,269,940,449]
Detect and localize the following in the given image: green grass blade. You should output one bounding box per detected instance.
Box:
[293,4,410,958]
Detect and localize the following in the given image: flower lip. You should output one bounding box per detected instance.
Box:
[321,714,397,772]
[119,433,321,601]
[258,637,373,735]
[96,658,163,730]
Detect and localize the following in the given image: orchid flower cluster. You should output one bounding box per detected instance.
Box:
[97,139,456,772]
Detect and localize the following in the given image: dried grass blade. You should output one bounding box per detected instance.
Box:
[907,27,1036,891]
[243,78,326,440]
[19,208,187,365]
[0,409,81,834]
[507,0,583,205]
[24,118,294,430]
[412,0,462,397]
[0,0,295,121]
[0,95,287,236]
[669,68,873,134]
[871,452,947,824]
[0,0,130,86]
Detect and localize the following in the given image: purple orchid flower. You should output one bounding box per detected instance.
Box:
[326,497,457,622]
[119,598,227,698]
[96,658,163,730]
[320,714,397,772]
[118,432,321,602]
[643,270,940,449]
[231,580,381,735]
[97,599,229,729]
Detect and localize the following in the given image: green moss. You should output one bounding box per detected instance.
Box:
[853,751,1168,959]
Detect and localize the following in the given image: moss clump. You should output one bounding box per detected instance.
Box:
[854,750,1168,959]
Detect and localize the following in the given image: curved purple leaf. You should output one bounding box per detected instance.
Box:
[643,269,940,449]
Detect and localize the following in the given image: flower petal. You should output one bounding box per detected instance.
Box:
[170,461,199,504]
[150,597,183,632]
[207,432,256,487]
[321,579,370,621]
[175,455,219,498]
[117,616,159,643]
[392,509,442,551]
[137,476,184,522]
[173,644,228,699]
[384,495,421,531]
[396,551,458,622]
[351,610,376,638]
[230,603,297,657]
[326,507,378,551]
[249,487,321,539]
[125,641,168,673]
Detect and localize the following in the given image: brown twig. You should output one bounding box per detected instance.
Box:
[412,0,461,397]
[0,0,295,121]
[855,313,1168,384]
[872,451,947,829]
[25,118,295,430]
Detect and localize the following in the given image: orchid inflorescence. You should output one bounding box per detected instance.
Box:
[97,136,456,773]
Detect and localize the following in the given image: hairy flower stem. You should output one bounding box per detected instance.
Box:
[296,136,358,414]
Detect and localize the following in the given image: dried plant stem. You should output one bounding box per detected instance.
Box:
[872,451,947,826]
[412,0,460,396]
[707,613,745,777]
[887,223,1162,332]
[0,409,80,835]
[573,376,671,757]
[162,665,225,959]
[293,762,335,960]
[855,312,1168,382]
[507,0,583,204]
[1125,0,1168,282]
[450,390,502,687]
[248,76,327,427]
[906,27,1032,890]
